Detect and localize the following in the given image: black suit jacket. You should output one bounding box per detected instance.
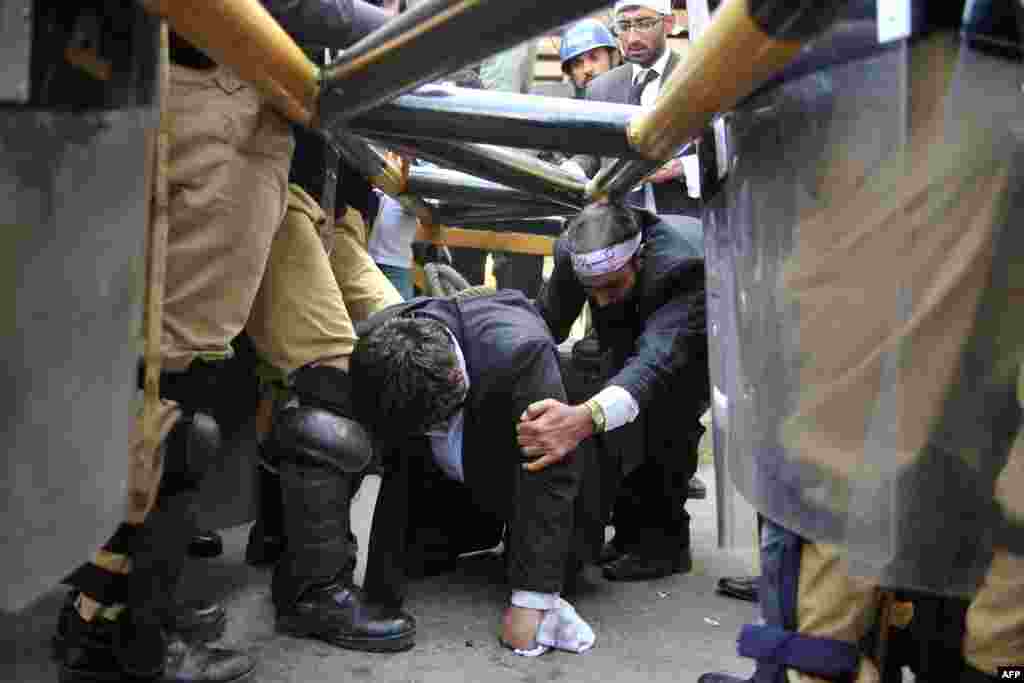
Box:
[358,291,596,605]
[571,51,700,217]
[536,212,709,474]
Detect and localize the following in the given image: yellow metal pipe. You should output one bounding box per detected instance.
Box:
[627,0,805,161]
[140,0,320,125]
[413,223,555,257]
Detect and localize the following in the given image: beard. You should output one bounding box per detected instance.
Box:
[593,291,640,341]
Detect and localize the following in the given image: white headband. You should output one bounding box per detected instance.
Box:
[571,233,642,279]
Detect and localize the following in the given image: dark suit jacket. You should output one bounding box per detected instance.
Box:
[536,212,709,474]
[358,291,597,605]
[571,51,700,217]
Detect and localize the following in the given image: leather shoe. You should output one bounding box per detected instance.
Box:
[697,674,748,683]
[716,575,759,603]
[602,547,693,581]
[54,592,227,659]
[276,581,416,652]
[163,634,254,683]
[598,541,625,565]
[244,520,285,567]
[188,530,224,559]
[688,476,708,500]
[58,607,252,683]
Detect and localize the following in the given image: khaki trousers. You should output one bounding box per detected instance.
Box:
[126,64,399,523]
[788,427,1024,681]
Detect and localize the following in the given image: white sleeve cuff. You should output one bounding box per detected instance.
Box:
[593,385,640,433]
[559,160,587,180]
[510,590,561,611]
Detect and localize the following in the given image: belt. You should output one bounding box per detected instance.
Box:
[169,31,216,70]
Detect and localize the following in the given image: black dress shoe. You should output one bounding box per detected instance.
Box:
[244,520,285,567]
[697,674,748,683]
[276,581,416,652]
[598,541,625,565]
[688,476,708,500]
[58,608,253,683]
[602,547,693,581]
[54,592,227,659]
[716,575,759,603]
[163,634,254,683]
[188,531,224,559]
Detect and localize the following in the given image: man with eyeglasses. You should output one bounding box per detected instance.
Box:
[563,0,699,218]
[349,289,599,656]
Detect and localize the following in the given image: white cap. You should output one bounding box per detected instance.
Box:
[613,0,672,16]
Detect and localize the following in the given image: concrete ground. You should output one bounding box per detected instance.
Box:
[0,461,761,683]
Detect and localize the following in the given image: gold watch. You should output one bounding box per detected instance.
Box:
[584,398,606,434]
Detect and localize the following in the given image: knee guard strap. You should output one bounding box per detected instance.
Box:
[140,359,216,412]
[742,520,866,683]
[62,523,144,604]
[290,364,357,418]
[739,624,861,681]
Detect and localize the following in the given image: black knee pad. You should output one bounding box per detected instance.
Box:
[270,406,373,474]
[159,412,220,497]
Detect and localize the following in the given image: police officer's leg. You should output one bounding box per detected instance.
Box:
[962,427,1024,681]
[59,54,295,682]
[448,247,488,287]
[61,391,253,683]
[493,252,544,298]
[246,186,414,651]
[700,522,881,683]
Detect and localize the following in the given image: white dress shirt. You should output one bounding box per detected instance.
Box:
[631,49,696,209]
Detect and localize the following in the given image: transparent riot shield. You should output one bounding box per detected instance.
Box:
[705,2,1024,596]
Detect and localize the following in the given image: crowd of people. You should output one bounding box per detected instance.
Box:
[48,1,1022,682]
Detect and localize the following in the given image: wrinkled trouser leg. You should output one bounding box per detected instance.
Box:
[246,186,400,607]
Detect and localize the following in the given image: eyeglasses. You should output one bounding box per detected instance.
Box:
[612,17,663,35]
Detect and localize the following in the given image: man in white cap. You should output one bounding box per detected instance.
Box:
[563,0,700,217]
[522,202,709,581]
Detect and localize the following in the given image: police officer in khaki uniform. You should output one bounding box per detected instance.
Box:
[58,3,417,681]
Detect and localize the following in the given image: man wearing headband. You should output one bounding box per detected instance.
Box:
[523,202,709,581]
[349,290,599,656]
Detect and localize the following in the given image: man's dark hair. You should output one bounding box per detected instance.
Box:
[565,201,641,254]
[349,316,466,437]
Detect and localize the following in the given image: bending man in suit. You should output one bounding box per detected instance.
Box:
[350,290,597,654]
[525,202,709,581]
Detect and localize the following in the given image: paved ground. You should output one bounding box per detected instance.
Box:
[0,462,762,683]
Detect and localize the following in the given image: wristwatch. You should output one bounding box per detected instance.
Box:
[584,398,606,434]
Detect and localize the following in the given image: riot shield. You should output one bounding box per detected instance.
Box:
[705,0,1024,595]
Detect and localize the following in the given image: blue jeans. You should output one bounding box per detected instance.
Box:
[376,263,413,300]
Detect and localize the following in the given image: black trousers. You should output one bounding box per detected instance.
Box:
[364,435,589,605]
[449,248,544,298]
[607,401,704,558]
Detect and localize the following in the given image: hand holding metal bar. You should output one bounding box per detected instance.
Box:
[318,0,614,125]
[589,0,842,202]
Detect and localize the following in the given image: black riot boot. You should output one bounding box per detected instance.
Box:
[245,461,286,567]
[53,591,227,658]
[269,365,416,652]
[59,413,253,683]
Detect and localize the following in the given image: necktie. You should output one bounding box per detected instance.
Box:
[626,69,660,209]
[628,68,658,106]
